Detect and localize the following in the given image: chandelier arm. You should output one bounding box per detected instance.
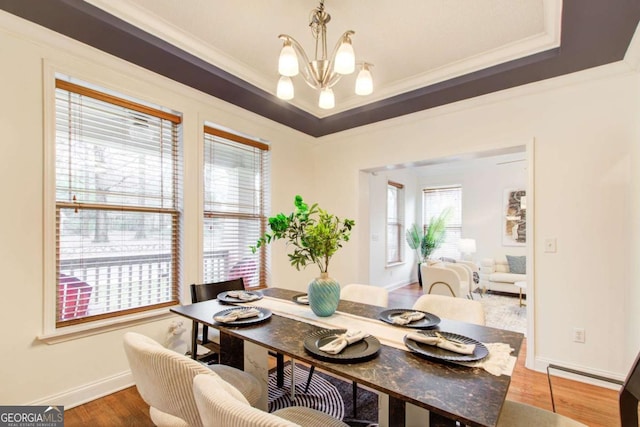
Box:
[325,72,343,89]
[325,30,355,75]
[279,34,323,90]
[279,34,312,70]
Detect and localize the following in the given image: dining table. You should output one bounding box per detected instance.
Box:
[170,287,524,427]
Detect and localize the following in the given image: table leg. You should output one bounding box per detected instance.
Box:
[219,331,244,370]
[388,396,405,427]
[243,341,269,411]
[190,320,198,360]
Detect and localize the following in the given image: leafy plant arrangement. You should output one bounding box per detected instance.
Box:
[251,195,355,274]
[406,207,452,264]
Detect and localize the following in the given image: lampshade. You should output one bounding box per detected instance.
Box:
[355,63,373,95]
[458,238,477,254]
[276,76,294,100]
[334,39,355,74]
[318,87,335,109]
[278,42,299,77]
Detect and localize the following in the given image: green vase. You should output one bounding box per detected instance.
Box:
[307,273,340,317]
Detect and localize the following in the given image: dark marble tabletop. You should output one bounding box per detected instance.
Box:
[171,287,524,427]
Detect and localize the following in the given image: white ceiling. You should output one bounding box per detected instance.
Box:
[84,0,561,118]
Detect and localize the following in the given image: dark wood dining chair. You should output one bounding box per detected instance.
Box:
[189,278,245,362]
[619,350,640,426]
[502,349,640,426]
[189,278,286,387]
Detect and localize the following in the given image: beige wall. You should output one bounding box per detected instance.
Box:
[2,8,640,407]
[0,12,315,406]
[312,64,640,378]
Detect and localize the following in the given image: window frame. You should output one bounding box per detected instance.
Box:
[42,72,182,340]
[422,185,463,260]
[386,181,404,266]
[201,125,270,289]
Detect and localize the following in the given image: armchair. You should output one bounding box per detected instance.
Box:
[420,263,467,298]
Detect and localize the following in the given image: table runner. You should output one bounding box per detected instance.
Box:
[242,296,516,376]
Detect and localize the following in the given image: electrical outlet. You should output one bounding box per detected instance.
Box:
[573,328,585,343]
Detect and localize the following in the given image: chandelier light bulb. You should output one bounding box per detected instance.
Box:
[277,76,294,100]
[318,87,335,109]
[334,39,355,75]
[278,42,299,77]
[355,63,373,95]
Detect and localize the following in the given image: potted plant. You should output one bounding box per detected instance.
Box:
[251,195,355,316]
[406,208,452,287]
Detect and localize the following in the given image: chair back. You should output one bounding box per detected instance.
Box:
[190,278,245,303]
[620,350,640,426]
[444,263,472,297]
[123,332,213,427]
[341,284,389,307]
[420,264,465,298]
[412,294,485,325]
[193,374,298,427]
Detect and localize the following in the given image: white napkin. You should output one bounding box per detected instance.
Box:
[392,311,426,325]
[406,332,476,355]
[226,291,259,301]
[318,330,368,354]
[296,295,309,304]
[214,307,261,323]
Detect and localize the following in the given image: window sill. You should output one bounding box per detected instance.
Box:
[386,261,406,268]
[38,307,176,344]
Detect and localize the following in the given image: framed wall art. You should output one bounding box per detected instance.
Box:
[503,189,526,246]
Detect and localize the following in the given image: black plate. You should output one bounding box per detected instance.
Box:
[378,308,441,329]
[217,290,263,304]
[212,306,272,326]
[304,329,380,363]
[403,330,489,362]
[292,293,309,305]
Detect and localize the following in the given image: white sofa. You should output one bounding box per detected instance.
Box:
[479,256,526,294]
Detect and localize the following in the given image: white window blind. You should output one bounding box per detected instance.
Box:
[386,181,404,264]
[55,78,182,327]
[203,126,270,288]
[422,186,462,259]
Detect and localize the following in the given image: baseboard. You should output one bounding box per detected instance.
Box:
[27,370,134,409]
[384,280,414,292]
[533,356,624,391]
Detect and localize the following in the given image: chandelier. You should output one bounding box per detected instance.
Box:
[276,0,373,109]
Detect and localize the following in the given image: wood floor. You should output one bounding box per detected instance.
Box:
[64,284,621,426]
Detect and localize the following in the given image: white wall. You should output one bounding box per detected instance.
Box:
[415,154,528,263]
[367,169,418,289]
[312,63,640,378]
[0,12,316,406]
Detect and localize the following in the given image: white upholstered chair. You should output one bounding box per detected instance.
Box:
[193,374,349,427]
[341,283,389,307]
[443,263,474,298]
[123,332,262,427]
[420,264,467,298]
[412,294,486,325]
[496,401,587,426]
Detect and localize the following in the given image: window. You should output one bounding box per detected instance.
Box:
[386,181,404,264]
[203,126,270,288]
[422,186,462,259]
[54,78,182,327]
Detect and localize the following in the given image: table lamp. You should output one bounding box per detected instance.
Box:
[458,238,477,261]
